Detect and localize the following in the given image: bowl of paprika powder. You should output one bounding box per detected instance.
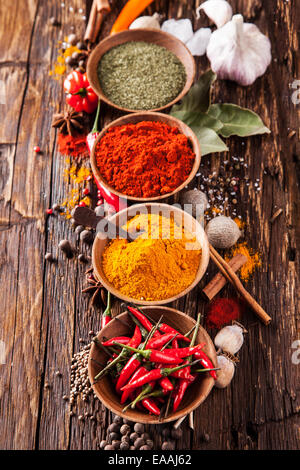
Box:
[90,111,201,202]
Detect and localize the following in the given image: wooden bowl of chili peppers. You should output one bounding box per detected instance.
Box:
[90,112,201,202]
[87,28,195,113]
[88,306,217,424]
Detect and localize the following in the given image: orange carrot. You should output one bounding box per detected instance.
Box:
[110,0,155,34]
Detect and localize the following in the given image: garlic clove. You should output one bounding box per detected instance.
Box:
[205,215,241,249]
[185,28,212,56]
[206,14,272,86]
[214,324,244,355]
[129,13,161,30]
[196,0,232,29]
[161,19,194,44]
[215,355,235,388]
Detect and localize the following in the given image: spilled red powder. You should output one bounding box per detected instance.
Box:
[58,133,89,158]
[206,297,244,330]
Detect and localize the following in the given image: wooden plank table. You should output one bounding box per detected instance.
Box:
[0,0,299,450]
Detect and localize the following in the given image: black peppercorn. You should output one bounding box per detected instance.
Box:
[80,230,93,244]
[59,239,73,258]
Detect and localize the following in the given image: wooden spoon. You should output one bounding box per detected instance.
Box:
[71,206,143,242]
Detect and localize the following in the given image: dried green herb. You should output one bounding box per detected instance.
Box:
[98,41,186,110]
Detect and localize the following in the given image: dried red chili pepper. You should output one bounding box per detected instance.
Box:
[193,350,217,380]
[86,101,125,213]
[127,306,160,337]
[113,342,182,364]
[101,291,112,329]
[116,353,142,393]
[160,344,205,359]
[102,336,130,347]
[120,366,148,404]
[64,71,98,113]
[141,397,160,416]
[121,361,199,393]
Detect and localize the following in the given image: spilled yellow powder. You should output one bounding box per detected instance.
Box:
[102,213,202,301]
[61,160,92,218]
[225,241,261,282]
[234,217,245,230]
[49,38,81,78]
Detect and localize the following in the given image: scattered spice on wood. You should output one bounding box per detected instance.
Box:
[205,298,244,330]
[57,133,89,158]
[95,121,195,198]
[225,241,261,282]
[98,41,186,110]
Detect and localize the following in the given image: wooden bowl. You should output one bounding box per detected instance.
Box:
[92,203,210,305]
[88,306,217,424]
[86,28,196,113]
[90,111,201,202]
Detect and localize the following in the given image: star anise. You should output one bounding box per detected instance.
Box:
[82,267,107,308]
[52,110,85,136]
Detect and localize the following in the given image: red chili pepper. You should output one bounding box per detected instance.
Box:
[127,306,160,337]
[101,291,112,329]
[147,333,176,350]
[141,397,160,416]
[102,336,131,347]
[159,377,174,391]
[64,71,98,113]
[85,101,125,213]
[173,378,190,412]
[127,325,142,349]
[113,342,182,364]
[121,362,198,392]
[158,323,191,343]
[116,353,142,393]
[194,350,217,380]
[120,366,147,404]
[162,344,205,359]
[172,338,179,349]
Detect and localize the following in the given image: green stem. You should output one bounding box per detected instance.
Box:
[92,100,101,133]
[192,367,220,373]
[162,360,200,376]
[94,348,126,381]
[103,291,111,318]
[144,314,163,349]
[191,314,201,348]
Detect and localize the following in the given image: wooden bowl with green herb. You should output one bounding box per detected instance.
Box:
[92,203,210,305]
[90,111,201,203]
[88,306,217,424]
[87,28,196,113]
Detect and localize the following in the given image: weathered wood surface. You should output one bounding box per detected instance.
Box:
[0,0,299,450]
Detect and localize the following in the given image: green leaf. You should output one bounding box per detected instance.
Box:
[170,69,217,114]
[171,110,223,133]
[191,127,228,156]
[208,104,271,137]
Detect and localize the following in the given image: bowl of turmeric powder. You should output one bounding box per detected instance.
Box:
[90,111,201,202]
[92,203,210,305]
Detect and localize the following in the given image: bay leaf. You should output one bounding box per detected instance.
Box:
[190,126,228,156]
[171,110,223,132]
[208,103,271,137]
[170,69,217,114]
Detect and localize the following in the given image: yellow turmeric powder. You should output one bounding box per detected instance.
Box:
[102,214,202,301]
[225,241,261,282]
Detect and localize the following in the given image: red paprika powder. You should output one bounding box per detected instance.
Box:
[95,121,195,198]
[58,133,89,159]
[206,297,244,330]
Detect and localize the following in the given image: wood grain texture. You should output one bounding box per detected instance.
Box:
[0,0,299,450]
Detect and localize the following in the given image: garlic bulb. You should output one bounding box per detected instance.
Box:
[215,355,235,388]
[129,13,160,30]
[205,215,241,249]
[206,14,272,86]
[196,0,232,29]
[214,324,244,355]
